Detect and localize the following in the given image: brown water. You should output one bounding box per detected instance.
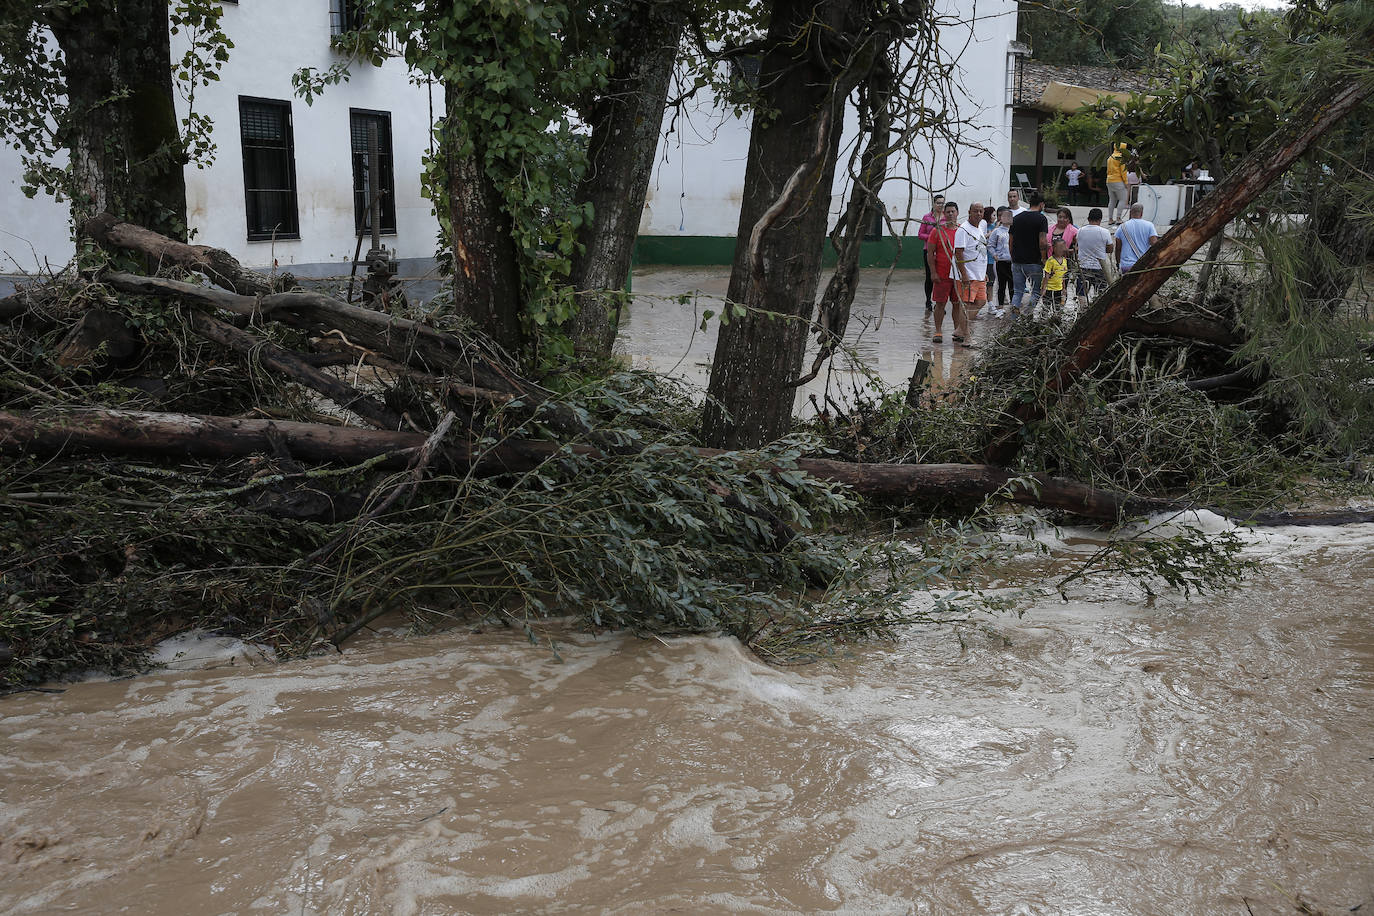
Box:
[2,518,1372,914]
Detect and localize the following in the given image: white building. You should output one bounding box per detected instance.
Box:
[2,1,1018,280]
[0,1,442,279]
[635,0,1021,267]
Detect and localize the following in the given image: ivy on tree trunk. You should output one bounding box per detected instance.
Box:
[443,99,525,354]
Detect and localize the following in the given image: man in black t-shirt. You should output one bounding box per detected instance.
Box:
[1008,192,1049,318]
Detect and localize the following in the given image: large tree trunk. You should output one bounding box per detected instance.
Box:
[792,64,893,388]
[565,1,685,358]
[444,102,524,353]
[49,5,123,225]
[47,1,186,241]
[117,0,186,239]
[83,214,275,295]
[701,0,857,449]
[983,76,1374,466]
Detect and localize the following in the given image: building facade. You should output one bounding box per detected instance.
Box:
[634,0,1021,267]
[0,1,442,278]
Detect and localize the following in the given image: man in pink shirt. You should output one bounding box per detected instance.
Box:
[918,193,944,312]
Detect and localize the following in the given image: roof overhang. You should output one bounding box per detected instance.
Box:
[1034,80,1145,114]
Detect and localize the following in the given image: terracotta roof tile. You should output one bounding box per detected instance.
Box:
[1014,60,1151,109]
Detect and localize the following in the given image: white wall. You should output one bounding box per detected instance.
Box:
[642,0,1020,240]
[181,1,441,270]
[0,145,73,276]
[0,1,442,275]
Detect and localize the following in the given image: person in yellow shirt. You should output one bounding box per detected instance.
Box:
[1040,238,1069,319]
[1106,143,1129,225]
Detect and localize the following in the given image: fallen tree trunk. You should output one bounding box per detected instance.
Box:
[0,407,1172,522]
[7,408,1371,527]
[82,213,279,296]
[984,75,1373,466]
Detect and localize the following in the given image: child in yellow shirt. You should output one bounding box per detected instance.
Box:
[1040,239,1069,317]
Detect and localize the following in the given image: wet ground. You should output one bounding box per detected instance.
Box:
[1,518,1372,914]
[616,266,1036,412]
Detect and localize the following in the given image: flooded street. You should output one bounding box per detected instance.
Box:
[617,267,999,408]
[2,519,1372,914]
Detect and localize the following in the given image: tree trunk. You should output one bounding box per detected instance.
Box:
[444,100,525,353]
[701,0,856,449]
[983,76,1374,466]
[793,65,893,388]
[117,0,186,239]
[47,1,187,241]
[49,6,123,226]
[566,1,685,358]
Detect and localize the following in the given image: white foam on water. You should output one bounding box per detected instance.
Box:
[149,630,276,670]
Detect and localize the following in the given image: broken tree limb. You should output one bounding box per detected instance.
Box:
[81,213,279,296]
[1109,367,1258,410]
[983,75,1374,466]
[1121,315,1240,348]
[9,407,1373,528]
[0,408,426,468]
[99,270,599,442]
[185,311,404,431]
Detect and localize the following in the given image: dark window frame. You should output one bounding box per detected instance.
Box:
[330,0,365,35]
[238,96,300,242]
[350,108,398,236]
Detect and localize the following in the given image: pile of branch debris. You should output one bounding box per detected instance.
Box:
[2,216,1369,685]
[2,216,1150,684]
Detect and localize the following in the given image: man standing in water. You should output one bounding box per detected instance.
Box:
[1008,192,1049,318]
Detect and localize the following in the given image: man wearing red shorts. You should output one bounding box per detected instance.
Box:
[925,201,961,343]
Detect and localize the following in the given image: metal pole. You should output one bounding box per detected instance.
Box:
[368,122,381,252]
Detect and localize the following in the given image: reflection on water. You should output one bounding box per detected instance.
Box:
[618,267,1002,412]
[2,522,1373,914]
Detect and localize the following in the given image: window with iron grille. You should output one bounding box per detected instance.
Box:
[239,97,300,241]
[350,110,397,235]
[330,0,365,35]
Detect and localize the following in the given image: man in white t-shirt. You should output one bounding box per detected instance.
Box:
[1115,203,1159,272]
[1074,208,1114,299]
[1007,189,1029,211]
[951,201,987,343]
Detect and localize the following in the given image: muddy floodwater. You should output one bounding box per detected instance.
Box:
[2,517,1372,914]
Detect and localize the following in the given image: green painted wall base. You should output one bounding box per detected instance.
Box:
[634,235,926,270]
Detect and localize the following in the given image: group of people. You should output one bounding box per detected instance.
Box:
[918,186,1160,343]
